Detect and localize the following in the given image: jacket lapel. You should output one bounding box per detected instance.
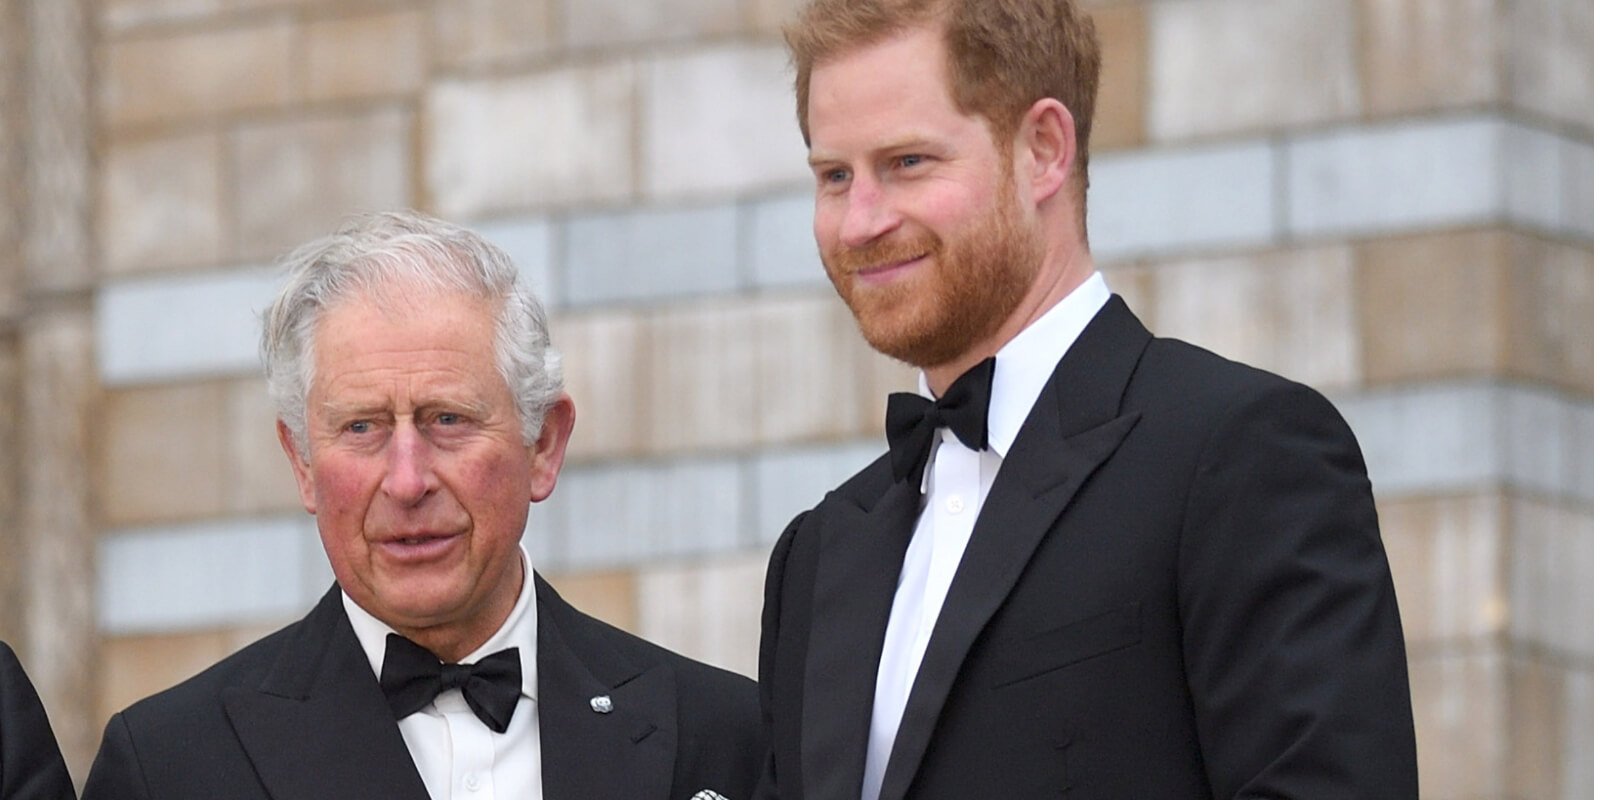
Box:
[800,477,921,800]
[535,575,677,800]
[877,296,1151,800]
[223,586,431,800]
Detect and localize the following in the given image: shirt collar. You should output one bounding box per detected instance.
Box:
[916,271,1111,459]
[343,544,539,701]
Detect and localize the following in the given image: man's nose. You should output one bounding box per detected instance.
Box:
[380,423,438,506]
[838,178,899,249]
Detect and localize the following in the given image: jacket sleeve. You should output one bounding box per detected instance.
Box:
[752,514,803,800]
[0,642,77,800]
[80,713,153,800]
[1177,381,1418,798]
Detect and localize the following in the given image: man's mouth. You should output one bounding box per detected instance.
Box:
[855,253,928,283]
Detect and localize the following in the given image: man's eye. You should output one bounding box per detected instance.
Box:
[347,420,372,434]
[897,154,925,168]
[436,413,461,426]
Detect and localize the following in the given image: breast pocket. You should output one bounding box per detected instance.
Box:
[990,601,1142,688]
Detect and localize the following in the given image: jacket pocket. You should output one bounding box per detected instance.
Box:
[991,601,1142,688]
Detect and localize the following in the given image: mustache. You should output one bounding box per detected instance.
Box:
[825,232,942,274]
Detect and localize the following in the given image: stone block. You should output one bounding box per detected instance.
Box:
[551,457,745,569]
[99,20,295,128]
[225,377,302,516]
[100,382,230,527]
[641,45,809,199]
[636,553,767,677]
[427,63,634,218]
[1503,388,1593,502]
[1087,141,1276,262]
[96,266,281,385]
[477,215,558,302]
[1101,262,1154,322]
[1149,0,1360,141]
[98,132,225,275]
[645,301,762,452]
[97,516,323,634]
[1358,230,1593,392]
[99,0,224,33]
[232,108,413,261]
[742,191,827,290]
[752,440,883,545]
[562,203,740,307]
[1088,3,1146,152]
[1287,117,1501,237]
[99,629,240,721]
[1147,246,1360,390]
[1507,496,1592,659]
[1409,650,1507,798]
[750,0,805,33]
[562,0,741,49]
[1358,0,1500,116]
[305,8,427,102]
[552,312,650,461]
[1507,0,1593,129]
[1505,123,1593,239]
[543,570,638,633]
[1376,493,1506,647]
[750,294,880,445]
[431,0,557,69]
[1508,657,1592,800]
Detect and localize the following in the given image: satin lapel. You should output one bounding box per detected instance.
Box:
[223,587,431,800]
[800,478,921,800]
[535,576,676,800]
[877,296,1151,800]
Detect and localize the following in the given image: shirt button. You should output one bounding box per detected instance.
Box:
[464,774,481,792]
[945,495,964,514]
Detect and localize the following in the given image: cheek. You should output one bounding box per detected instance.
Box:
[310,459,377,521]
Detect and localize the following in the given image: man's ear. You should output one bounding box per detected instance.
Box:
[1015,97,1075,206]
[529,394,576,503]
[277,420,317,514]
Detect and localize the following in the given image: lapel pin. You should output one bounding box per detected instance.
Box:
[589,694,614,714]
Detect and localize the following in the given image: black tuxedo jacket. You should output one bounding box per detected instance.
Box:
[756,297,1417,799]
[0,641,76,800]
[83,574,761,800]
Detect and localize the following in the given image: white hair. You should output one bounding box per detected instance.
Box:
[261,210,562,456]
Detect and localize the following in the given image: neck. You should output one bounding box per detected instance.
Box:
[394,558,525,663]
[924,245,1093,396]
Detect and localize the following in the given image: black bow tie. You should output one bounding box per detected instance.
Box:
[379,633,522,734]
[885,357,996,485]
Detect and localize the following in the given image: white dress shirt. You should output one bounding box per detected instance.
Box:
[345,546,543,800]
[860,272,1111,800]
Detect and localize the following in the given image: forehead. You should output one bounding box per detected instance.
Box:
[310,290,501,383]
[806,27,977,152]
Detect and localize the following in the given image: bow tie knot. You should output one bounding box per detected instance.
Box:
[885,357,996,485]
[379,633,522,734]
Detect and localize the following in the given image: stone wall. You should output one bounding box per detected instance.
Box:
[0,0,1590,795]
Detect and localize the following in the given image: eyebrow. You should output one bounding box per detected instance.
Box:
[807,137,938,168]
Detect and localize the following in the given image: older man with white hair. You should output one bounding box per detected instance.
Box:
[83,210,761,800]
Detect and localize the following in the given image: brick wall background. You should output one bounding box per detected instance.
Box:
[0,0,1591,796]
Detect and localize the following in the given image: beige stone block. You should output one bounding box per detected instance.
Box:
[100,382,229,526]
[645,300,761,453]
[1507,496,1592,658]
[305,9,427,102]
[1149,0,1361,140]
[552,312,650,462]
[1357,230,1505,385]
[850,305,919,434]
[544,569,639,633]
[0,338,19,640]
[1508,657,1592,800]
[432,0,556,69]
[1089,3,1146,152]
[636,553,766,678]
[749,0,805,33]
[427,63,634,219]
[97,623,280,723]
[641,45,809,199]
[1377,493,1506,647]
[99,132,225,275]
[1357,230,1593,393]
[99,0,224,33]
[99,20,295,128]
[752,294,874,445]
[1409,650,1508,798]
[563,0,741,49]
[1358,0,1500,116]
[1507,0,1593,129]
[225,377,301,515]
[1505,235,1592,394]
[1149,246,1360,391]
[1102,262,1154,321]
[232,107,413,261]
